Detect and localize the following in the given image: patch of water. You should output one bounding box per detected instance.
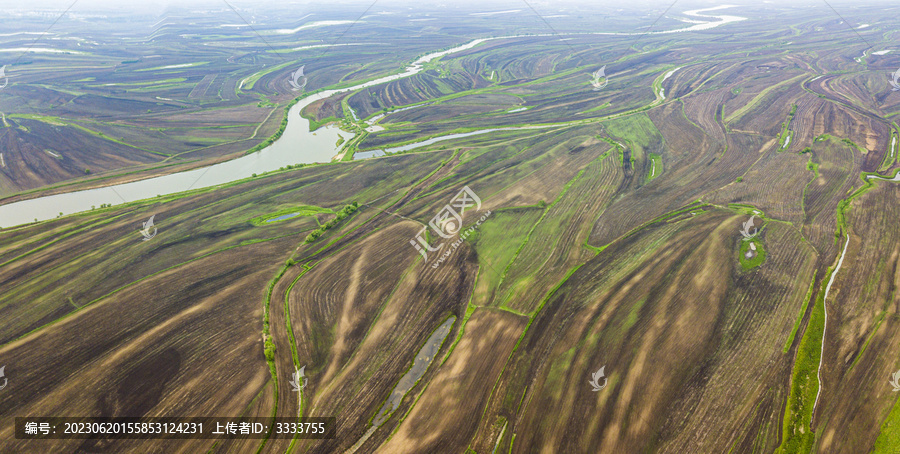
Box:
[345,317,456,453]
[356,125,557,158]
[265,212,301,222]
[866,172,900,182]
[354,149,386,159]
[372,316,455,426]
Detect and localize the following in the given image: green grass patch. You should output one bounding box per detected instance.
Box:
[304,112,341,131]
[647,153,662,181]
[880,129,898,171]
[738,238,766,270]
[603,113,662,168]
[873,386,900,452]
[841,137,867,154]
[807,156,820,178]
[726,204,763,216]
[250,205,332,226]
[469,209,544,306]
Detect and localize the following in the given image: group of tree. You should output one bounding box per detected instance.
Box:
[304,202,359,243]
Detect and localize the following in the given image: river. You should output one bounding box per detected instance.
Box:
[0,38,496,227]
[0,6,745,228]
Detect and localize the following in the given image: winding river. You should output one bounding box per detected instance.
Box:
[0,6,744,228]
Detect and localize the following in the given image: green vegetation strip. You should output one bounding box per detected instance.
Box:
[725,73,806,124]
[783,271,818,353]
[244,97,300,155]
[776,266,831,454]
[258,259,294,454]
[304,203,359,243]
[240,60,296,92]
[777,104,797,150]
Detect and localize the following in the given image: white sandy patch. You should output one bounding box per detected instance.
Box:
[274,20,357,34]
[0,47,84,54]
[156,63,194,69]
[0,32,47,37]
[470,9,521,16]
[292,42,382,51]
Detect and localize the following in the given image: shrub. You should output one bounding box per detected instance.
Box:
[304,203,359,243]
[264,339,276,361]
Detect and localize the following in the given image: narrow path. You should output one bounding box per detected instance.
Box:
[812,233,850,420]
